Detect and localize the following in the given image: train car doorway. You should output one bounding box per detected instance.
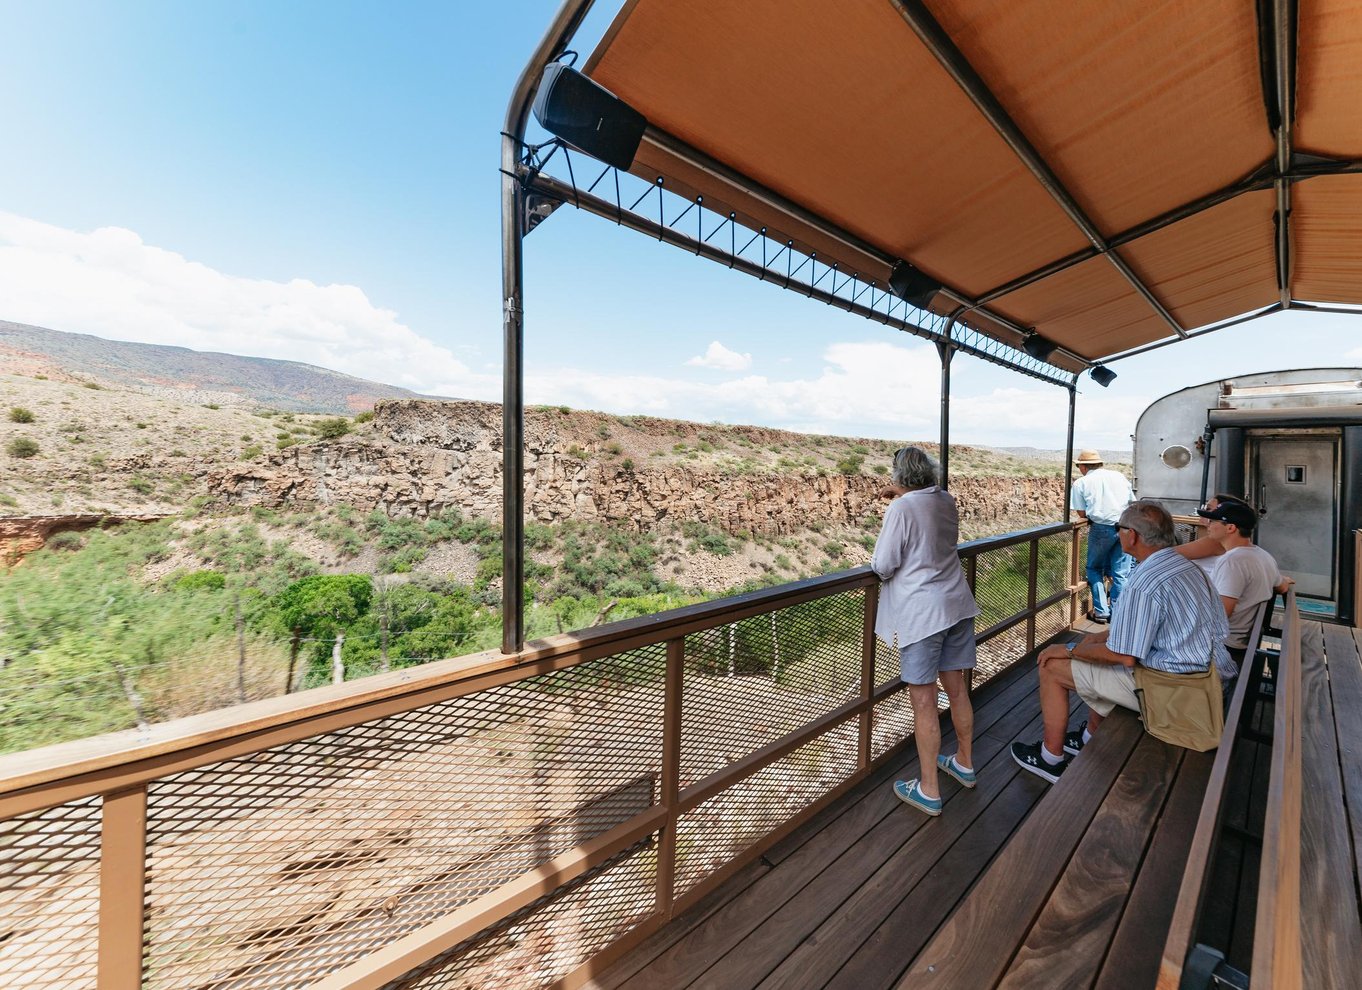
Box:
[1249,433,1340,611]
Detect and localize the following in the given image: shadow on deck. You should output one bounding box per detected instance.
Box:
[588,620,1362,990]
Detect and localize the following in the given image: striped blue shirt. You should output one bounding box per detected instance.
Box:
[1108,547,1235,678]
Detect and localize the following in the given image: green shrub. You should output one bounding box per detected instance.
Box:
[354,410,374,424]
[7,437,39,458]
[873,464,888,475]
[175,570,227,592]
[621,458,635,472]
[202,402,219,409]
[128,476,154,495]
[8,407,34,423]
[242,444,263,460]
[316,417,351,440]
[835,454,864,475]
[82,381,102,390]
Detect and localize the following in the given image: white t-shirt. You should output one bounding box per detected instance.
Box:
[1211,545,1282,649]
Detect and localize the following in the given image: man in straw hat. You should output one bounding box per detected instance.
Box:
[1070,448,1134,623]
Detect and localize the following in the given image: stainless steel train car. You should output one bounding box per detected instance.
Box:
[1133,368,1362,622]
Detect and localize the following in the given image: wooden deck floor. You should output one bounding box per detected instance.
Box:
[587,644,1090,990]
[586,621,1362,990]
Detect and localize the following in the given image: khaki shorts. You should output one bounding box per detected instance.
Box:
[1071,659,1140,718]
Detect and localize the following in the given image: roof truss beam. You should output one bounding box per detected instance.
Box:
[1263,0,1299,307]
[889,0,1189,338]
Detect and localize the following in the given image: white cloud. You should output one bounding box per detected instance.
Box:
[0,211,1148,449]
[685,340,752,372]
[0,211,498,399]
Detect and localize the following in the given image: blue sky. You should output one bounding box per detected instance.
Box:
[1,0,1358,451]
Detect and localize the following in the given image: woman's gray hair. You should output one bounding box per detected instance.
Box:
[892,445,940,490]
[1118,499,1175,548]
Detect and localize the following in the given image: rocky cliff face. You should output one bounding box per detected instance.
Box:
[210,400,1063,537]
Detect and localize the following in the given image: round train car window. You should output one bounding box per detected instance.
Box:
[1161,444,1192,469]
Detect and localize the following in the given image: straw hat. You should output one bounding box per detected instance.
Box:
[1074,449,1103,465]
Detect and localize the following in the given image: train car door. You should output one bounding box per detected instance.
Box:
[1250,434,1340,608]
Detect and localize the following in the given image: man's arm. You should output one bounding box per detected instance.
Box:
[1175,535,1225,561]
[1219,594,1238,619]
[1038,631,1134,670]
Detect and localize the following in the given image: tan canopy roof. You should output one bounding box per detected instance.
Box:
[584,0,1362,364]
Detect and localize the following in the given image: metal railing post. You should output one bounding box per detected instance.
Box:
[1026,537,1039,651]
[859,584,879,770]
[98,786,147,990]
[656,638,684,918]
[1069,524,1082,626]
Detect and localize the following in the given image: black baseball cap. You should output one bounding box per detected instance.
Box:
[1197,500,1258,533]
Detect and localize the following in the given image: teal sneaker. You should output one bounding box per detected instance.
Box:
[937,754,977,788]
[893,778,943,816]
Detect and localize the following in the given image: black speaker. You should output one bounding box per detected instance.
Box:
[532,63,647,171]
[1021,332,1058,361]
[1089,364,1117,387]
[888,261,942,310]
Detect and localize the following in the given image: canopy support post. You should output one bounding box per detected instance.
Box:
[500,0,597,654]
[937,325,955,489]
[1063,380,1078,520]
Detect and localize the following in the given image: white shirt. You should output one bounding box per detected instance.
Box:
[1212,545,1282,649]
[871,486,979,649]
[1069,467,1133,525]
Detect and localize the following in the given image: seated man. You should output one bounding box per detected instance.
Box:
[1012,500,1233,782]
[1197,499,1283,668]
[1177,493,1292,597]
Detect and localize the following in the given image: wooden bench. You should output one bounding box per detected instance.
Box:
[899,603,1275,989]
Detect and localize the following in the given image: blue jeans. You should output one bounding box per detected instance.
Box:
[1086,522,1132,619]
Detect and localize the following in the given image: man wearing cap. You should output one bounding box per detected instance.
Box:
[1198,499,1284,668]
[1069,449,1134,623]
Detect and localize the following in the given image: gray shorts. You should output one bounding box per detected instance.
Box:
[899,617,977,685]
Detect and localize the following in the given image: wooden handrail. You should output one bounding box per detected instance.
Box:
[1156,599,1271,988]
[1253,590,1303,984]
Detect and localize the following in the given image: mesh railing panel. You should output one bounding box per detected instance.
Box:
[1035,531,1074,603]
[871,687,915,762]
[1036,598,1071,646]
[679,592,862,789]
[972,544,1030,631]
[977,623,1029,683]
[673,722,859,895]
[0,796,102,990]
[141,644,667,990]
[387,839,656,990]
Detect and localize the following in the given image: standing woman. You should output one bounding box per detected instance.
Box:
[871,446,980,816]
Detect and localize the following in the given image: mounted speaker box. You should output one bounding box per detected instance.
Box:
[888,261,942,311]
[532,63,647,171]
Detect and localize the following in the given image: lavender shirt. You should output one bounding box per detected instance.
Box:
[870,486,979,649]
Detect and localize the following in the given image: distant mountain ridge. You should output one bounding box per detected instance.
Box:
[0,320,428,413]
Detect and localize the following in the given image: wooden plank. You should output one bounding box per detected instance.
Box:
[761,657,1039,868]
[1096,749,1214,990]
[1299,622,1362,987]
[777,700,1085,990]
[1001,734,1183,990]
[612,692,1053,990]
[894,711,1146,989]
[98,786,147,990]
[1252,598,1302,987]
[1322,623,1362,908]
[821,774,1048,990]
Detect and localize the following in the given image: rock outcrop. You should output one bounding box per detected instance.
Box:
[210,400,1063,537]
